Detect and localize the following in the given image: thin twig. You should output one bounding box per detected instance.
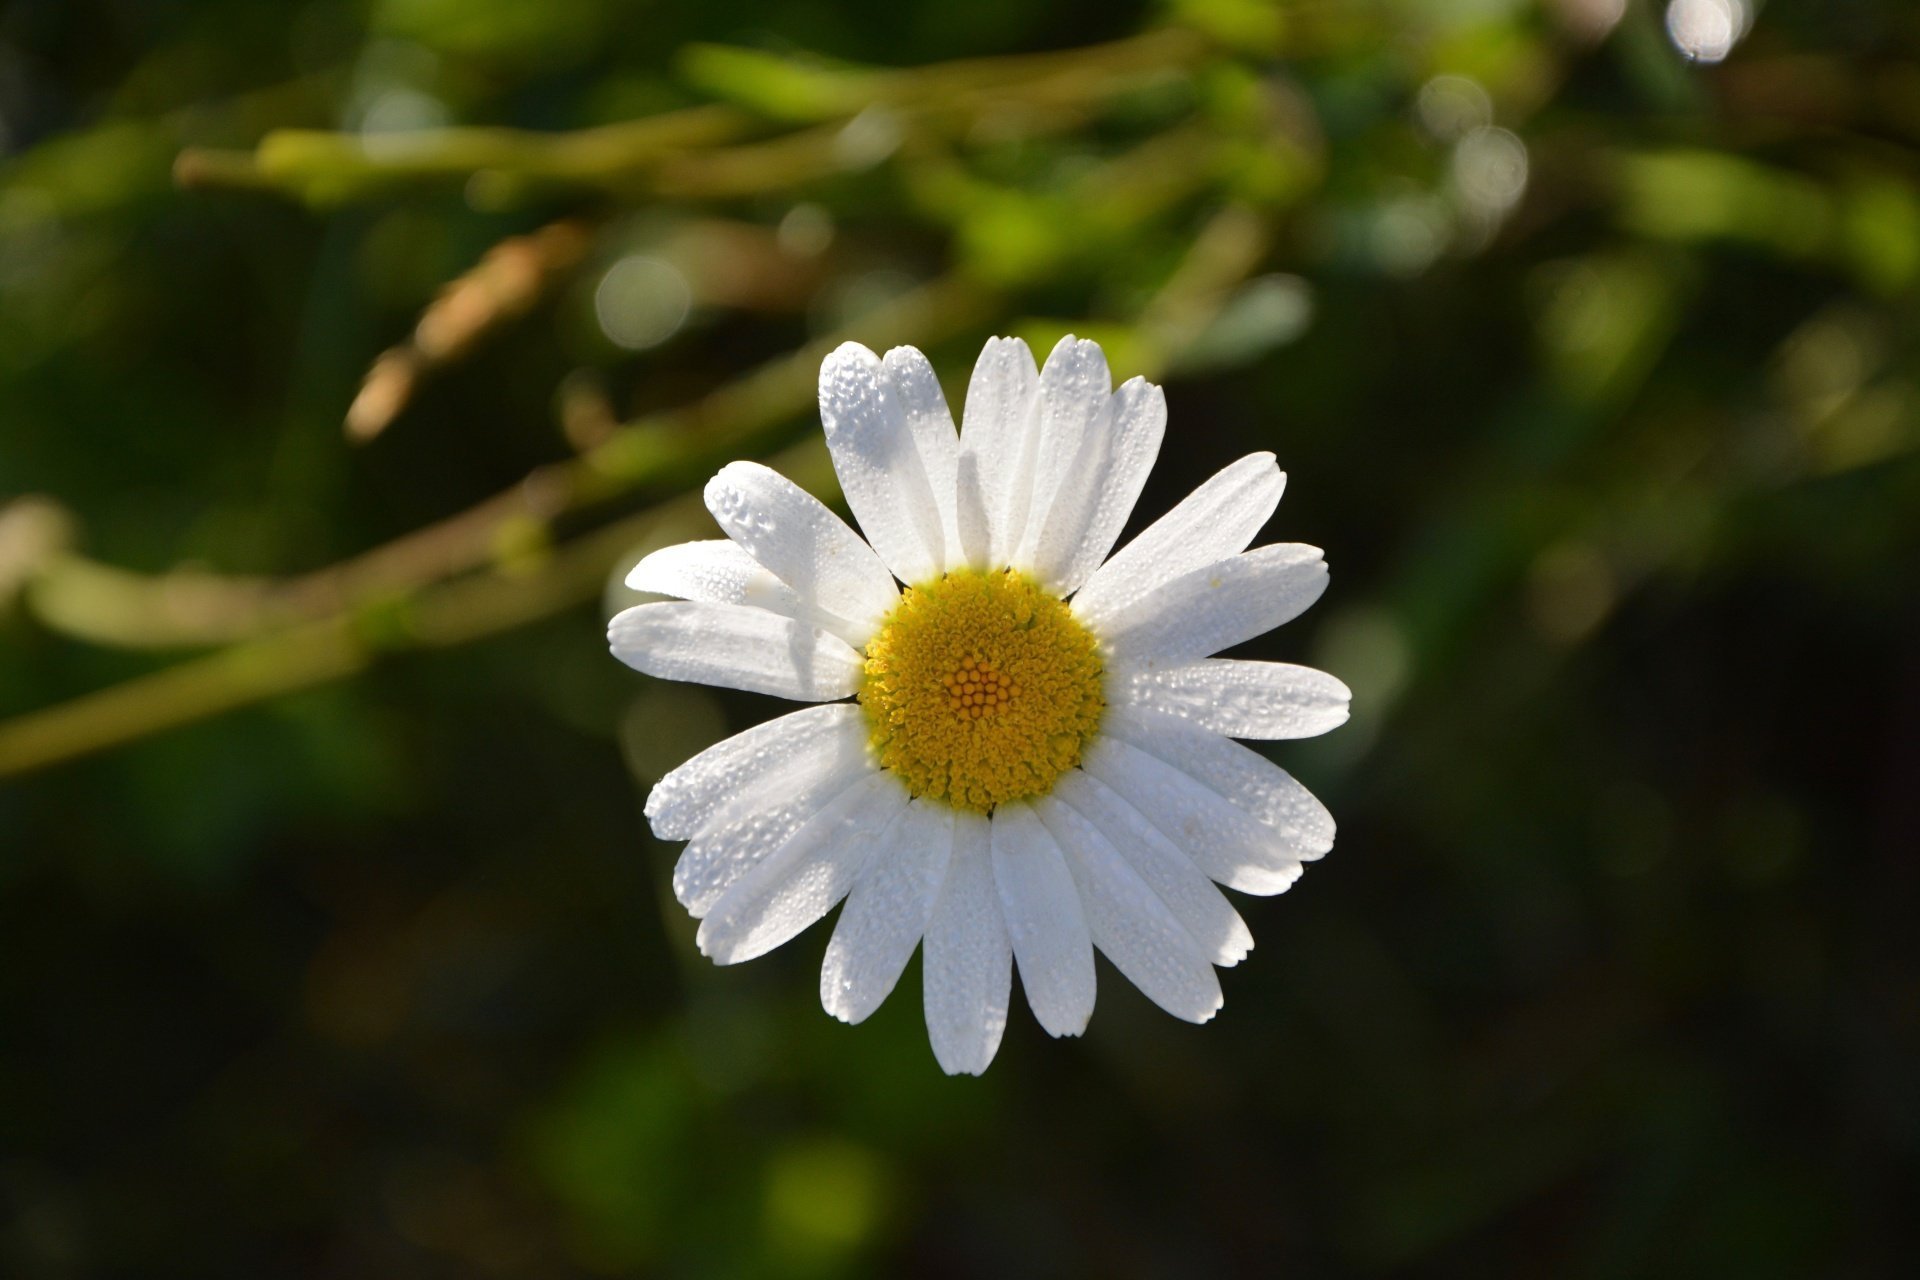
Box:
[0,443,831,777]
[173,30,1210,206]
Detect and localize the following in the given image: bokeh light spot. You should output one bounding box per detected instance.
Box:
[764,1139,888,1260]
[594,254,691,351]
[1666,0,1749,64]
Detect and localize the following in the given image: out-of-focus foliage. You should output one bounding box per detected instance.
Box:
[2,0,1917,1275]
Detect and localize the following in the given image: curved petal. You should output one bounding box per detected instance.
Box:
[704,461,898,638]
[625,538,770,599]
[820,342,946,586]
[626,539,868,649]
[696,772,910,965]
[955,336,1040,570]
[629,541,856,644]
[1111,659,1352,740]
[1102,706,1335,860]
[1074,453,1286,627]
[990,802,1096,1038]
[1099,543,1328,669]
[608,601,864,701]
[673,754,878,917]
[1034,795,1223,1023]
[1052,770,1253,967]
[1013,336,1112,577]
[646,703,868,841]
[820,800,956,1024]
[629,537,871,644]
[1033,377,1166,598]
[1081,735,1305,895]
[883,346,964,575]
[923,812,1011,1075]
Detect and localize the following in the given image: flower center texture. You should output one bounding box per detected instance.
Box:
[859,569,1105,813]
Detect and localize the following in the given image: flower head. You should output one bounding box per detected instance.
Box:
[610,335,1348,1074]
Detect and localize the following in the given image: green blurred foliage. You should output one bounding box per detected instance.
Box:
[2,0,1918,1276]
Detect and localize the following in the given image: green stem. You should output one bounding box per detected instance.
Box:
[0,443,835,778]
[174,30,1210,207]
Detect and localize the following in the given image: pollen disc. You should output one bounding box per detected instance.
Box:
[859,569,1104,813]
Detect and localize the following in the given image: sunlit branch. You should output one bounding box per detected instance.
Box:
[172,30,1210,207]
[0,442,831,778]
[16,274,994,657]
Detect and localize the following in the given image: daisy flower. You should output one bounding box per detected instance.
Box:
[610,335,1347,1074]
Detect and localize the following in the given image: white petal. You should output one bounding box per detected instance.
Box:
[673,754,877,917]
[1074,452,1286,627]
[1081,734,1305,896]
[703,461,898,637]
[608,601,863,701]
[883,346,964,574]
[990,802,1096,1038]
[645,703,867,841]
[626,539,767,598]
[1099,543,1328,669]
[1051,770,1253,967]
[955,336,1040,569]
[696,772,910,965]
[1013,336,1112,577]
[819,342,946,586]
[1034,795,1223,1023]
[1112,659,1352,740]
[1103,706,1335,860]
[820,800,956,1024]
[627,538,871,649]
[922,812,1011,1075]
[1033,377,1166,597]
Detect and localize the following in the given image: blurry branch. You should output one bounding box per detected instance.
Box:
[0,185,1275,770]
[2,24,1331,775]
[0,208,1281,773]
[0,441,836,779]
[1611,147,1920,295]
[27,556,286,649]
[11,274,992,661]
[172,30,1209,207]
[356,214,838,445]
[173,105,750,205]
[348,220,595,442]
[0,277,990,770]
[678,28,1206,120]
[0,501,77,606]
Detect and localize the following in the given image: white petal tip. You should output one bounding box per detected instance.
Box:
[1239,864,1306,895]
[708,459,765,489]
[826,339,879,363]
[1036,1015,1092,1040]
[820,985,879,1025]
[623,544,681,592]
[693,922,745,964]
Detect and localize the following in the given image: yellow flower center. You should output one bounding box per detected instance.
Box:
[859,569,1105,813]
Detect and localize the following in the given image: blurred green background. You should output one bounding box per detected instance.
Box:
[2,0,1916,1275]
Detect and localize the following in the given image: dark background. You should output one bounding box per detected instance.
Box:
[2,0,1916,1275]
